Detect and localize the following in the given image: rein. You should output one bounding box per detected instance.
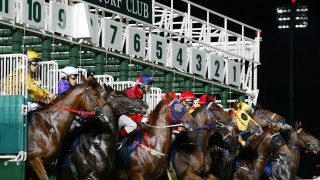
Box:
[107,92,143,115]
[142,122,184,128]
[50,87,108,117]
[288,128,310,149]
[51,102,96,116]
[253,109,278,125]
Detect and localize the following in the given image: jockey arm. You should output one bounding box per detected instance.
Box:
[28,73,54,103]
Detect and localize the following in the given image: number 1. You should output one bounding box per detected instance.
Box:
[0,0,9,13]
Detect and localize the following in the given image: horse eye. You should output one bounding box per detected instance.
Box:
[93,93,98,96]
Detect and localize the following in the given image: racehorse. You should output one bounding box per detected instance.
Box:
[58,85,149,180]
[170,101,234,180]
[232,124,291,180]
[114,95,197,180]
[209,101,266,180]
[27,77,110,180]
[281,121,320,180]
[251,104,290,128]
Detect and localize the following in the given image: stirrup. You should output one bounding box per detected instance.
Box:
[116,142,123,150]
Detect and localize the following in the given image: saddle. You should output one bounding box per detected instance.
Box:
[116,130,143,168]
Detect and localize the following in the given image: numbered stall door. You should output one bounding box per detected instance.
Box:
[0,95,27,154]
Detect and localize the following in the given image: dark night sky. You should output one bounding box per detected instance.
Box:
[157,0,320,178]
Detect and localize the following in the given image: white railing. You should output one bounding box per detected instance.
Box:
[145,87,162,114]
[36,61,59,95]
[0,54,28,97]
[95,75,114,86]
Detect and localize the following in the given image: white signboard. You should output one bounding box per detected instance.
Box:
[23,0,45,29]
[51,2,73,36]
[149,34,167,64]
[190,48,206,77]
[170,41,188,71]
[89,14,100,46]
[72,3,92,38]
[228,60,241,87]
[208,54,225,82]
[0,0,15,20]
[102,19,123,51]
[126,27,146,58]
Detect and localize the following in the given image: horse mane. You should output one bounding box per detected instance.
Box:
[147,100,166,126]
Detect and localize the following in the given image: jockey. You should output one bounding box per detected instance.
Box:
[27,50,56,111]
[179,91,198,113]
[58,66,78,96]
[198,93,215,105]
[118,74,154,139]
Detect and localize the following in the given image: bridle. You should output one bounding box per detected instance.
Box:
[288,128,315,150]
[252,109,279,125]
[104,91,146,116]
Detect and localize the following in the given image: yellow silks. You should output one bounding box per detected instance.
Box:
[234,109,252,131]
[188,104,200,114]
[238,136,246,146]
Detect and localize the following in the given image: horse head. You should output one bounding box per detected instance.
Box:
[251,104,291,131]
[27,77,112,180]
[289,121,320,154]
[103,84,148,115]
[168,100,197,131]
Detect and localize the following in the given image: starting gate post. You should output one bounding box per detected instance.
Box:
[221,89,228,108]
[42,38,52,61]
[95,53,105,75]
[69,46,79,67]
[119,60,129,81]
[164,73,172,92]
[12,31,23,53]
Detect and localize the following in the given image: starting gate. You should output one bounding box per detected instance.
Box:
[0,0,262,179]
[0,54,28,180]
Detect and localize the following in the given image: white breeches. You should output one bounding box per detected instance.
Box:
[118,114,148,134]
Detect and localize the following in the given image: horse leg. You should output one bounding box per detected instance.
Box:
[206,174,219,180]
[28,157,49,180]
[183,171,203,180]
[114,168,128,180]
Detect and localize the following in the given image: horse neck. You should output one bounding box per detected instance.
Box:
[47,90,84,135]
[147,106,173,153]
[195,111,212,146]
[287,131,301,174]
[259,133,273,163]
[244,131,271,174]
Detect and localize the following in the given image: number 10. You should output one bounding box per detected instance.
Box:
[27,0,42,23]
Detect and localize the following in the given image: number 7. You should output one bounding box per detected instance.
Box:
[110,25,117,44]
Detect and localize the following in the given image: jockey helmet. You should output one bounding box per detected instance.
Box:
[27,50,41,62]
[179,91,196,102]
[136,74,154,91]
[198,94,214,104]
[180,91,195,108]
[61,66,78,79]
[136,74,154,85]
[163,91,177,101]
